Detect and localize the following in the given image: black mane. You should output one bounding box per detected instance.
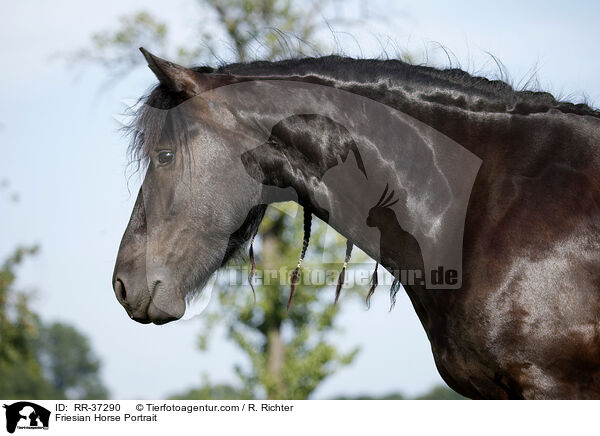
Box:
[128,55,600,166]
[215,56,600,117]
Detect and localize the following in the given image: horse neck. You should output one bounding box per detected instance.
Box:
[240,74,512,334]
[250,75,490,261]
[235,63,600,342]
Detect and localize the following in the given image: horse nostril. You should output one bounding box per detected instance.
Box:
[114,278,127,304]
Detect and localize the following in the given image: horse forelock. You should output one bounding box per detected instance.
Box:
[125,84,194,172]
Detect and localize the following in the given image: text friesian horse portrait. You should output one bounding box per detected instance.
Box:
[113,48,600,399]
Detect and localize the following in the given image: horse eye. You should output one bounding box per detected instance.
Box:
[157,151,174,165]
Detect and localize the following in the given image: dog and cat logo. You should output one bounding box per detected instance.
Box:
[2,402,50,433]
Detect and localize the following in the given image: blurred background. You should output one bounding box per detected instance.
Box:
[1,0,598,400]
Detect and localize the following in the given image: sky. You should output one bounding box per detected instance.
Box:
[0,0,599,399]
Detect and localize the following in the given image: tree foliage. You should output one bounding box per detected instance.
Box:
[0,246,108,399]
[333,385,466,400]
[34,322,108,400]
[0,246,53,398]
[75,0,340,74]
[198,205,362,399]
[0,246,39,368]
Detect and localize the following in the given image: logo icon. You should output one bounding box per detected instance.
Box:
[2,402,50,434]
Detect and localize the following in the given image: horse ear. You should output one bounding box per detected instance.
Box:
[139,47,210,98]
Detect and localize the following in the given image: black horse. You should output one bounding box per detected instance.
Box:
[113,48,600,399]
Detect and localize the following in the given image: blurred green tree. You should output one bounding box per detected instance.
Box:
[0,184,108,400]
[0,246,39,369]
[333,385,466,400]
[168,375,252,400]
[34,322,109,400]
[0,245,54,399]
[196,205,361,399]
[0,247,109,399]
[414,385,466,400]
[74,0,342,74]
